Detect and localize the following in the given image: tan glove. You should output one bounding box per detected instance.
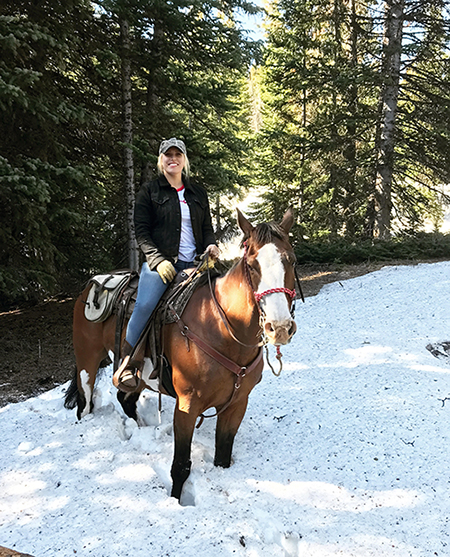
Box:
[198,245,220,272]
[156,260,177,284]
[198,257,216,272]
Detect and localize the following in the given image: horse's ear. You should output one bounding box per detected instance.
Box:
[237,208,254,236]
[279,207,294,233]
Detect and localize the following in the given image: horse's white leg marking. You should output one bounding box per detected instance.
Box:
[255,243,292,322]
[80,369,92,418]
[141,357,159,392]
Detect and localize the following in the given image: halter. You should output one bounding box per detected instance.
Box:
[243,241,297,307]
[242,240,300,375]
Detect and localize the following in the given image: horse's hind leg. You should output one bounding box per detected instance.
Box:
[72,296,110,419]
[75,355,104,419]
[214,398,249,468]
[73,333,107,419]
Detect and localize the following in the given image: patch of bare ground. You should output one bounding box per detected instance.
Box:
[0,260,445,407]
[0,545,34,557]
[0,297,75,407]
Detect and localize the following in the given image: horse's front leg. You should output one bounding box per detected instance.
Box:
[214,397,249,468]
[171,400,198,500]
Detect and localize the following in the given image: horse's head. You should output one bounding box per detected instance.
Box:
[238,208,298,346]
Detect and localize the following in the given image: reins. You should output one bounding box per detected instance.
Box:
[174,314,264,428]
[207,255,264,349]
[169,241,303,427]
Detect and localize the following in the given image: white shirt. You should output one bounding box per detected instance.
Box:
[177,186,197,262]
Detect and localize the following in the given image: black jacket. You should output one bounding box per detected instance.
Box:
[134,174,217,270]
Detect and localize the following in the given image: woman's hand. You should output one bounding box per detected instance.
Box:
[205,244,220,260]
[156,260,177,284]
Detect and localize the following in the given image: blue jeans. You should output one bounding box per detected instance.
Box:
[126,260,193,347]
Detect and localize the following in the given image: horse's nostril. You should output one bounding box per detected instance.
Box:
[289,322,297,336]
[265,322,275,333]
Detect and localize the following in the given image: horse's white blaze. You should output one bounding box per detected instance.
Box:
[79,369,92,418]
[255,243,291,322]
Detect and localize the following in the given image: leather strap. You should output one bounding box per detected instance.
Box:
[173,315,264,428]
[93,274,114,309]
[114,298,126,371]
[294,266,305,303]
[175,317,263,384]
[112,272,138,371]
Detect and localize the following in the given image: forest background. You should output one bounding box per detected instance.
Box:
[1,0,450,310]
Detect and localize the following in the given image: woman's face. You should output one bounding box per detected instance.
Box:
[161,147,185,177]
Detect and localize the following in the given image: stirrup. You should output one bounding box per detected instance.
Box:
[112,356,142,393]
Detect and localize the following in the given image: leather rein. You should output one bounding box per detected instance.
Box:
[170,243,302,427]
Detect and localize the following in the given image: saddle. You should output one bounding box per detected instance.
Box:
[132,267,221,396]
[83,264,221,396]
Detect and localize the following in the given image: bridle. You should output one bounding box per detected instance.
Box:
[242,239,305,375]
[169,241,303,427]
[207,241,298,351]
[243,240,298,316]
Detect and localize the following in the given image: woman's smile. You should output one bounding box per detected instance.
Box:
[163,147,184,176]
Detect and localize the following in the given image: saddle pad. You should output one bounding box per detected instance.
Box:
[91,273,130,290]
[84,273,131,323]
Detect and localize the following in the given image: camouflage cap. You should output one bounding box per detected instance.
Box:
[159,137,187,155]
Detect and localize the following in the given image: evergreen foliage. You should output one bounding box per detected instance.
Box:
[296,232,450,264]
[1,0,258,308]
[0,0,119,308]
[2,0,450,309]
[253,0,450,242]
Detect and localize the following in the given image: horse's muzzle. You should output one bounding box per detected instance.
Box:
[264,319,297,345]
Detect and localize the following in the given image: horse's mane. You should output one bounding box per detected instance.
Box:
[240,221,288,248]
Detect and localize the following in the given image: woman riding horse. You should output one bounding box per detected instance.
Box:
[67,207,298,501]
[113,138,220,392]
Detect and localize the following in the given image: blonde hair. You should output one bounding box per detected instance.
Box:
[157,152,190,178]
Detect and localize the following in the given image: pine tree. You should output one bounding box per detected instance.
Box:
[0,0,117,307]
[96,0,259,251]
[254,0,450,241]
[373,0,405,239]
[255,0,376,240]
[0,0,261,307]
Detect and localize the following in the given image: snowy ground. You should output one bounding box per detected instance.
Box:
[1,261,450,557]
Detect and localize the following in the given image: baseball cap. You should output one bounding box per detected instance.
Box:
[159,138,187,155]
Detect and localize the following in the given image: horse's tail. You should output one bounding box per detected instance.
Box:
[64,357,112,411]
[64,366,79,410]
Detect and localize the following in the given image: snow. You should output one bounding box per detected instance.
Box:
[1,261,450,557]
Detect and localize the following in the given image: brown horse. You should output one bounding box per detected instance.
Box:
[65,208,298,500]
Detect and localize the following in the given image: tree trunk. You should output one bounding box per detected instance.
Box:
[374,0,405,240]
[343,0,358,237]
[120,18,139,271]
[140,19,165,187]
